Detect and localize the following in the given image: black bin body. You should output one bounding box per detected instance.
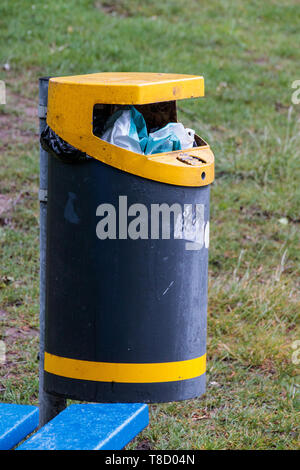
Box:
[44,155,210,403]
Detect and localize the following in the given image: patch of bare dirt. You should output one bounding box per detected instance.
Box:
[253,56,269,65]
[4,326,39,341]
[9,92,38,121]
[0,323,39,382]
[94,1,131,17]
[0,112,36,149]
[0,89,38,151]
[0,309,8,319]
[135,439,152,450]
[0,194,14,217]
[259,358,277,375]
[0,191,28,226]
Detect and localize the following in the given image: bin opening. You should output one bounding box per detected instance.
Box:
[93,101,177,136]
[92,102,207,155]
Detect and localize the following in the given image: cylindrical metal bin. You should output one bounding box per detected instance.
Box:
[42,73,215,403]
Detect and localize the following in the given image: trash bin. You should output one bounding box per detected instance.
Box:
[43,73,215,403]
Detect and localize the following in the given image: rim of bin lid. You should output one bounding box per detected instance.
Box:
[49,72,204,104]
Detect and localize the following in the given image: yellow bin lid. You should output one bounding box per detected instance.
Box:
[48,72,204,105]
[46,72,214,187]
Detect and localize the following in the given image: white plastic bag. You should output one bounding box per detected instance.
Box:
[145,123,195,155]
[174,124,195,150]
[101,109,143,154]
[101,106,195,155]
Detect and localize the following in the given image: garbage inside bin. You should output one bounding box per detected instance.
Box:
[101,106,148,154]
[100,105,196,155]
[145,122,195,154]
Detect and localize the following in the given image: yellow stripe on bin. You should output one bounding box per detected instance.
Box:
[44,352,206,384]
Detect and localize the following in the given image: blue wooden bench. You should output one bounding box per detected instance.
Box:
[1,403,148,450]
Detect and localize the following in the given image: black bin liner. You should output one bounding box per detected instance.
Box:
[40,125,90,163]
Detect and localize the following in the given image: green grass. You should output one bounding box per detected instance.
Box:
[0,0,299,450]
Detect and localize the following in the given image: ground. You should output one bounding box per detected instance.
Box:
[0,0,299,450]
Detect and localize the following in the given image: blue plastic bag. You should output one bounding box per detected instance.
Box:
[101,106,148,154]
[101,106,195,155]
[145,123,186,155]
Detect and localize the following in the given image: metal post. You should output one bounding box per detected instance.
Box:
[38,77,66,427]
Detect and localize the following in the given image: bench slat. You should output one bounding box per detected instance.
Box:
[0,404,39,450]
[17,403,148,450]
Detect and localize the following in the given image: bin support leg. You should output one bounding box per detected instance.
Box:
[38,77,66,427]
